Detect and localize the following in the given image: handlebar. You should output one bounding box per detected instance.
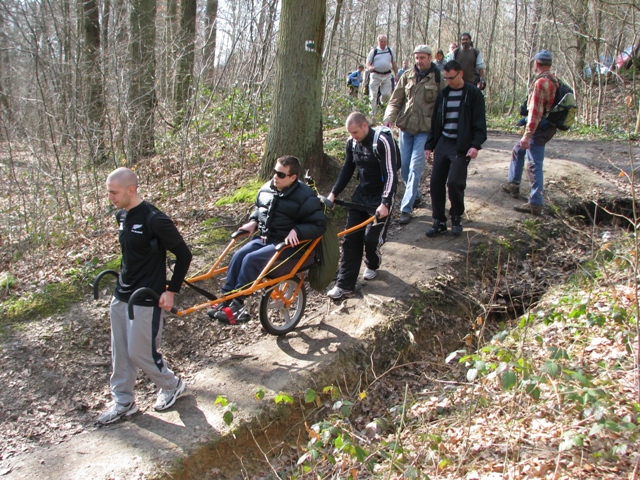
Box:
[127,287,178,319]
[231,229,251,239]
[92,270,119,300]
[318,195,334,209]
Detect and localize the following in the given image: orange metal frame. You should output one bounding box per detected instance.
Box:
[172,215,377,317]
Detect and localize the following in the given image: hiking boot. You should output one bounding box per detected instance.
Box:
[451,216,463,236]
[426,219,447,237]
[413,195,423,208]
[326,285,353,299]
[214,299,250,324]
[363,267,377,280]
[513,202,542,216]
[398,212,412,225]
[154,378,186,411]
[501,182,520,198]
[97,401,138,425]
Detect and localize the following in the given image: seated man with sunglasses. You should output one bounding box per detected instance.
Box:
[209,155,326,324]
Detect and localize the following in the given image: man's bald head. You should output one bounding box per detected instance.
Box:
[106,167,141,211]
[107,167,138,188]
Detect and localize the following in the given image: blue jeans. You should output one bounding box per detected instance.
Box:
[223,238,304,298]
[399,130,428,213]
[222,239,276,298]
[508,125,556,206]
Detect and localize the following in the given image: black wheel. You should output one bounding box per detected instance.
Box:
[259,276,306,335]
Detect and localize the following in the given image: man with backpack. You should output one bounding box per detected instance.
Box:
[501,50,560,215]
[384,44,446,225]
[366,35,398,116]
[98,167,192,424]
[325,112,398,299]
[453,33,486,90]
[347,65,365,98]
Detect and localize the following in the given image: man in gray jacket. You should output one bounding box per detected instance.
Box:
[384,45,446,225]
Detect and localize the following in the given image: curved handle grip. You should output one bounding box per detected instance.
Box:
[92,270,119,300]
[231,229,251,239]
[318,195,334,209]
[127,288,179,319]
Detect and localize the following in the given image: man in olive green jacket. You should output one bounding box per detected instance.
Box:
[384,45,446,225]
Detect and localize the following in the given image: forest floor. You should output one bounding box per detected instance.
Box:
[0,132,637,479]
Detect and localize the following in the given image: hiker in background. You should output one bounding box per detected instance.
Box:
[453,33,486,90]
[209,156,326,323]
[446,42,458,61]
[434,50,446,71]
[326,112,398,299]
[397,59,410,79]
[384,45,446,225]
[366,35,398,116]
[98,167,192,425]
[347,65,365,98]
[501,50,558,215]
[424,60,487,237]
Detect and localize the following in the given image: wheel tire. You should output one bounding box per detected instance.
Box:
[259,276,306,335]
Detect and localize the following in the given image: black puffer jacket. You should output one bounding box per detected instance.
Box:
[249,180,326,243]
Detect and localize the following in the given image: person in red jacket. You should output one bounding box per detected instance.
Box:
[501,50,558,215]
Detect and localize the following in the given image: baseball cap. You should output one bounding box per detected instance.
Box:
[532,50,552,63]
[414,45,432,55]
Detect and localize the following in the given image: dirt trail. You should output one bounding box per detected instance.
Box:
[1,133,633,480]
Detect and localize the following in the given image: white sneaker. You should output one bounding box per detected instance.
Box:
[363,268,377,280]
[154,378,186,411]
[97,401,138,425]
[326,285,353,299]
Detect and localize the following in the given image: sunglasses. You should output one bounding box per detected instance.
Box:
[272,169,292,179]
[443,72,460,80]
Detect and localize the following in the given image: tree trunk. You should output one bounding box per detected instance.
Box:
[174,0,196,124]
[127,0,157,164]
[260,0,326,180]
[82,0,107,162]
[0,11,12,133]
[203,0,218,84]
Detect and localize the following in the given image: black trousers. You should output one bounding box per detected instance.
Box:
[336,204,393,291]
[429,136,470,222]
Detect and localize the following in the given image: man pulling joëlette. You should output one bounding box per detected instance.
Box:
[98,167,192,425]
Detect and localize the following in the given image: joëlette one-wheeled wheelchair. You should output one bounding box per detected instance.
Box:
[94,197,377,336]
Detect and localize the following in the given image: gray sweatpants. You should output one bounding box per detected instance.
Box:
[109,298,179,405]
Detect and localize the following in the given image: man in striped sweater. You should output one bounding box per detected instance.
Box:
[424,60,487,237]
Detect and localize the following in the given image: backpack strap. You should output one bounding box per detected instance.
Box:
[454,47,479,63]
[372,126,387,159]
[146,208,160,254]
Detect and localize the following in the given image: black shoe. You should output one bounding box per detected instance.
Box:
[413,195,422,208]
[398,212,412,225]
[214,299,250,324]
[426,219,447,237]
[451,216,463,236]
